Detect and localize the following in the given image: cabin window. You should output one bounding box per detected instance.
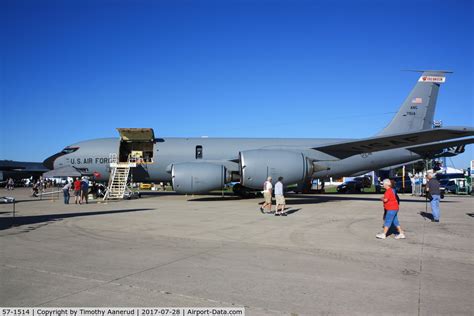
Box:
[196,145,203,159]
[61,147,79,154]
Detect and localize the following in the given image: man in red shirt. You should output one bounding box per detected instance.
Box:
[73,178,82,204]
[376,179,405,239]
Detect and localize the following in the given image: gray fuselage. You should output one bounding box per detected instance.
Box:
[49,137,420,183]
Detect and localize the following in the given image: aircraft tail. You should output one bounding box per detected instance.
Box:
[378,70,452,136]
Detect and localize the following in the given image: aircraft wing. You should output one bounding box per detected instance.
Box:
[405,137,474,158]
[0,160,49,172]
[313,127,474,159]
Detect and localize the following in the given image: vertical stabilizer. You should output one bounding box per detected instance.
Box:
[378,70,451,136]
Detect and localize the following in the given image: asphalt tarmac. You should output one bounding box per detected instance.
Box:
[1,188,473,315]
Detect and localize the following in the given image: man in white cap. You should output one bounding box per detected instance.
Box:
[260,176,273,213]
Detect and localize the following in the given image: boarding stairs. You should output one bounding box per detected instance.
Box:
[103,154,136,200]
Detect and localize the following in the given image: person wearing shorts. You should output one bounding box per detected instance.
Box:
[73,178,82,204]
[260,177,273,213]
[376,179,405,239]
[274,177,287,216]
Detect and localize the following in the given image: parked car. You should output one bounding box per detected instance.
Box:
[436,173,465,194]
[392,177,412,193]
[442,178,471,194]
[337,176,371,193]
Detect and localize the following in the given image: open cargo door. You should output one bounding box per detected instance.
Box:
[117,128,155,164]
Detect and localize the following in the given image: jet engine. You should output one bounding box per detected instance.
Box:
[172,162,230,194]
[239,149,314,189]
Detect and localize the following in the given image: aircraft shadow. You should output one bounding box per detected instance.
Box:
[0,208,153,231]
[189,194,457,205]
[186,191,246,202]
[15,198,58,204]
[188,196,242,202]
[139,191,179,196]
[467,213,474,218]
[284,194,456,205]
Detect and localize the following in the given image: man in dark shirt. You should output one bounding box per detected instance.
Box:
[81,178,89,204]
[426,173,441,222]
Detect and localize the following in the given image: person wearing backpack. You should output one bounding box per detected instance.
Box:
[377,179,405,240]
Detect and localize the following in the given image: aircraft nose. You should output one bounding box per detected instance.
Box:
[43,152,62,170]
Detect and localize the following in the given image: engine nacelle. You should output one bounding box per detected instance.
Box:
[172,162,229,194]
[240,149,313,189]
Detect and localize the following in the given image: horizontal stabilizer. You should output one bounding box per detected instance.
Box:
[314,127,474,159]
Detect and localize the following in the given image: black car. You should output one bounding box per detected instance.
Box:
[393,177,412,193]
[337,176,371,193]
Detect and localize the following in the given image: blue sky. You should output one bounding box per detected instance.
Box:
[1,0,473,168]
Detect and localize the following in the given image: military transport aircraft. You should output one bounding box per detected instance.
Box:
[43,70,474,195]
[0,160,49,181]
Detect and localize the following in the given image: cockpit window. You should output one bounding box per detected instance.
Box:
[61,147,79,154]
